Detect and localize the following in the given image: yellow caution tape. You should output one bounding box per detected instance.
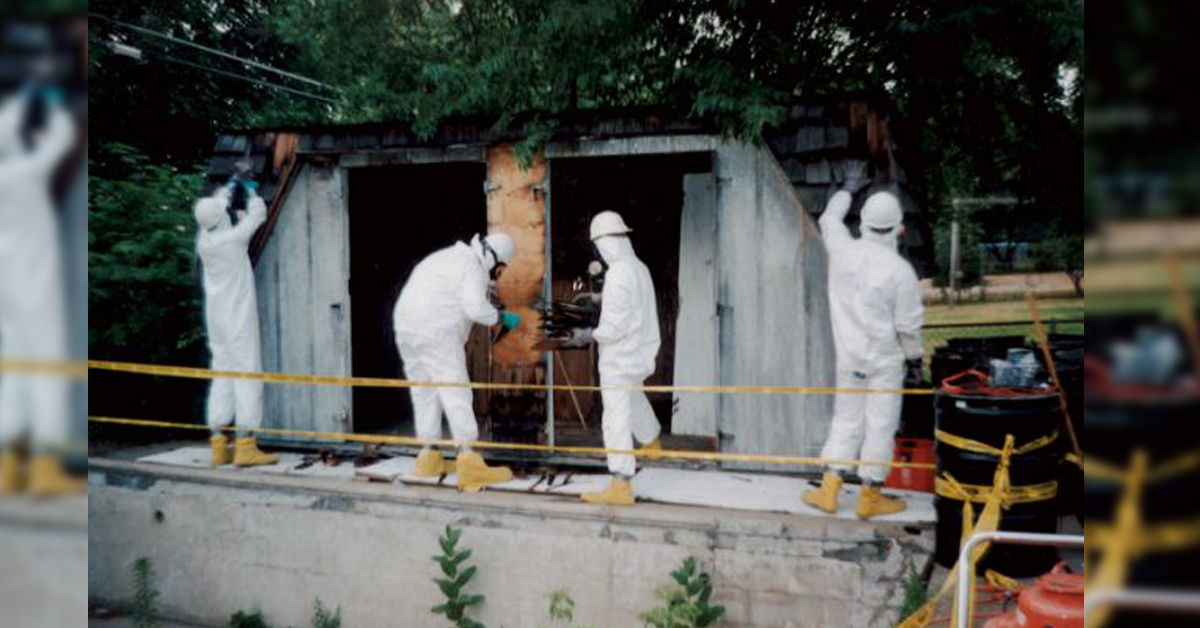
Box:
[86,416,938,470]
[0,359,88,379]
[935,477,1058,505]
[893,435,1015,628]
[80,359,935,395]
[935,428,1058,457]
[1084,449,1200,484]
[1086,450,1148,628]
[984,569,1022,594]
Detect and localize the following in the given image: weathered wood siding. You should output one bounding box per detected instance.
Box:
[714,143,835,469]
[671,172,720,437]
[255,163,352,436]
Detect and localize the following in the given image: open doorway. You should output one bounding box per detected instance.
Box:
[549,153,712,445]
[348,163,487,434]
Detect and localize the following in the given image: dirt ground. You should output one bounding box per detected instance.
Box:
[921,272,1079,303]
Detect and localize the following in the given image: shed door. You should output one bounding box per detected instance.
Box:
[671,172,719,436]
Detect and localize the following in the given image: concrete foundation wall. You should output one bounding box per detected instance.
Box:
[89,461,932,628]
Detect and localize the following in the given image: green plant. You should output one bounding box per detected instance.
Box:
[313,598,342,628]
[898,561,930,620]
[229,609,272,628]
[541,589,595,628]
[131,557,162,628]
[430,526,486,628]
[638,557,725,628]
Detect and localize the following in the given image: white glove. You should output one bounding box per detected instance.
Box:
[842,160,868,195]
[563,327,594,348]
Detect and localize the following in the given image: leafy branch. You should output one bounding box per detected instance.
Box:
[431,525,487,628]
[639,557,725,628]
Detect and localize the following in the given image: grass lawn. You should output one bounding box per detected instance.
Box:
[925,297,1084,326]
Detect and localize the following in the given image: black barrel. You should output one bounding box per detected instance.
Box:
[1048,333,1084,518]
[933,389,1062,576]
[1085,311,1200,628]
[1085,390,1200,589]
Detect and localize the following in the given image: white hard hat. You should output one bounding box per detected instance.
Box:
[590,211,633,241]
[861,191,903,231]
[194,194,228,230]
[484,232,515,265]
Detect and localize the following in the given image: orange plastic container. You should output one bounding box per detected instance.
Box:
[983,564,1084,628]
[885,437,935,492]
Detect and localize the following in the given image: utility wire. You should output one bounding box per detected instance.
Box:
[155,52,340,105]
[88,12,339,93]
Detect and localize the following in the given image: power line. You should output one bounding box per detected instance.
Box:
[88,12,339,93]
[155,52,340,105]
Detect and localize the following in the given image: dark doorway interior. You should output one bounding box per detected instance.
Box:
[550,153,711,438]
[348,163,487,434]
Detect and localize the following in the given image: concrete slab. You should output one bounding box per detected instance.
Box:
[90,456,936,628]
[138,445,935,523]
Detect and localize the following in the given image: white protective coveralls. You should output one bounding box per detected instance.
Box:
[593,236,662,477]
[818,190,924,482]
[196,188,267,431]
[392,237,499,444]
[0,95,76,448]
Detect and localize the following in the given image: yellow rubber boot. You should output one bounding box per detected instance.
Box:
[26,454,85,498]
[581,478,635,506]
[801,471,843,514]
[413,449,455,477]
[210,433,232,467]
[638,438,663,461]
[856,485,907,519]
[233,437,280,467]
[0,449,23,496]
[455,451,512,493]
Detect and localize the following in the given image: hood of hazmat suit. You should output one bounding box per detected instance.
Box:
[394,239,501,346]
[819,190,924,375]
[196,187,267,372]
[591,232,660,380]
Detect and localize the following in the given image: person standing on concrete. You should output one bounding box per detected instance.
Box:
[565,211,662,506]
[393,232,521,492]
[194,181,279,468]
[0,86,83,496]
[803,167,924,519]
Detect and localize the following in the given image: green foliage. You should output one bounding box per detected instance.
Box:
[131,557,162,628]
[638,557,725,628]
[89,143,206,360]
[932,210,984,290]
[541,589,596,628]
[898,561,929,620]
[229,609,272,628]
[430,526,487,628]
[313,598,342,628]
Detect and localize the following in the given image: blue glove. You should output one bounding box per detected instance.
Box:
[501,311,521,330]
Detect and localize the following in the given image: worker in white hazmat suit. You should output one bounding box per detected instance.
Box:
[195,181,278,468]
[0,88,82,496]
[565,211,662,506]
[803,169,924,519]
[393,233,521,492]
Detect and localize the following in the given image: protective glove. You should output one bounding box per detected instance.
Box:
[563,327,594,348]
[500,310,521,330]
[904,358,925,385]
[842,160,868,195]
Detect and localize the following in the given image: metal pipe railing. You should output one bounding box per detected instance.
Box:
[954,531,1085,628]
[1084,587,1200,622]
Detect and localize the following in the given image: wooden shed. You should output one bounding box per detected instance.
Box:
[205,104,921,467]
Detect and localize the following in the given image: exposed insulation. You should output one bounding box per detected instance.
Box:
[486,144,546,368]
